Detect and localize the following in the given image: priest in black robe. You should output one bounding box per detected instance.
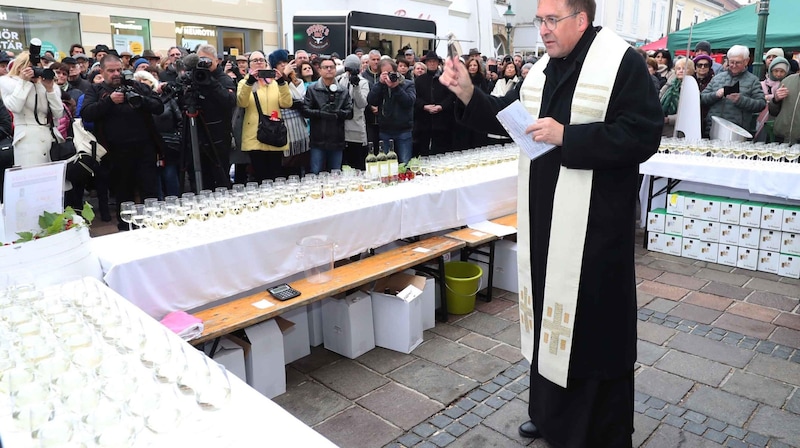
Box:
[440,0,663,446]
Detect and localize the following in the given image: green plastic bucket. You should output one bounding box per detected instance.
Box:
[444,261,483,314]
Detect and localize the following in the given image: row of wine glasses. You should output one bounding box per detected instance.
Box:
[659,137,800,163]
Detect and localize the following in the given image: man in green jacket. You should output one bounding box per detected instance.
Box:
[769,72,800,144]
[700,45,765,135]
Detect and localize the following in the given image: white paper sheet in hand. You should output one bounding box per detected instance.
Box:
[496,100,556,160]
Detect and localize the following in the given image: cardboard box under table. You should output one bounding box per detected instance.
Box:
[371,273,425,354]
[240,318,286,399]
[322,291,375,359]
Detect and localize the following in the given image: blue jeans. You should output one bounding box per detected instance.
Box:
[157,164,180,199]
[379,130,413,163]
[310,148,343,174]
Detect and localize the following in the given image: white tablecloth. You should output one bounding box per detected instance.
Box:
[92,164,518,319]
[639,154,800,223]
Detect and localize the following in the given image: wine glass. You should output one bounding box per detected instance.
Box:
[132,204,146,230]
[119,201,135,231]
[195,356,232,411]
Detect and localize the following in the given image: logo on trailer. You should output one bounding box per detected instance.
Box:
[306,24,330,51]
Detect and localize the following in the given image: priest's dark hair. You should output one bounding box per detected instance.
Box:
[567,0,596,23]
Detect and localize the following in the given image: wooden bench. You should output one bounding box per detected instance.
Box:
[444,213,518,302]
[191,235,465,347]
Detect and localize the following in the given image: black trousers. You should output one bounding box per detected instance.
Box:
[248,150,284,182]
[414,129,453,157]
[366,123,380,154]
[343,141,367,171]
[109,143,159,223]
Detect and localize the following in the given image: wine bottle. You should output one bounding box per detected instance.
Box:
[386,139,399,185]
[365,142,378,180]
[377,141,389,185]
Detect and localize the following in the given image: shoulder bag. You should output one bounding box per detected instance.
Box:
[252,91,288,147]
[0,128,12,172]
[48,107,99,185]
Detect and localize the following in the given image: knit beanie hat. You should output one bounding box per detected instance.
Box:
[343,54,361,72]
[268,49,289,68]
[695,41,711,54]
[768,57,790,81]
[693,54,713,67]
[765,48,784,60]
[133,58,149,70]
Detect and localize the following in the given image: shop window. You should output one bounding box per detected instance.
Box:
[175,22,217,52]
[110,16,150,55]
[0,6,80,59]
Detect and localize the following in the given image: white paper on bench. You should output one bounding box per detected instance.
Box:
[468,220,517,237]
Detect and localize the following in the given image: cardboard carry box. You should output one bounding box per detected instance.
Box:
[371,273,425,354]
[322,291,375,359]
[242,319,286,398]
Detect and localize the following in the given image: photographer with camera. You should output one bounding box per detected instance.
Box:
[0,41,63,168]
[80,54,164,230]
[366,58,416,163]
[336,54,369,169]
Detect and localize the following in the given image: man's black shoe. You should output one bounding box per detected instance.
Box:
[518,420,541,438]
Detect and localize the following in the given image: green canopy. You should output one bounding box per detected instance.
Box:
[667,0,798,53]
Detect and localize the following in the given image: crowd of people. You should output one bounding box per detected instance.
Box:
[643,41,800,142]
[0,42,538,231]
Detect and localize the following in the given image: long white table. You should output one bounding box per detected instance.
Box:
[92,163,518,319]
[639,154,800,224]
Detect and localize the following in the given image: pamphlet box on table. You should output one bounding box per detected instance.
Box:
[719,224,740,246]
[757,250,779,274]
[717,244,738,267]
[322,291,375,359]
[371,273,425,354]
[759,229,781,253]
[243,319,286,398]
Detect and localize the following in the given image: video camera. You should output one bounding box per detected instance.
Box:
[115,70,143,109]
[28,38,55,80]
[162,54,214,101]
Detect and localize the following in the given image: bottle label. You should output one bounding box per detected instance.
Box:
[389,161,399,176]
[379,161,389,177]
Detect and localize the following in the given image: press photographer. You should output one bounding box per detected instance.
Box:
[335,54,369,170]
[80,54,164,231]
[366,58,416,163]
[163,44,236,190]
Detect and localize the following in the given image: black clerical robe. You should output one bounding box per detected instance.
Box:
[458,27,663,447]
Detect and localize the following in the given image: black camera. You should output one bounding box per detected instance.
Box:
[388,72,400,83]
[28,38,55,80]
[188,56,213,85]
[116,70,143,109]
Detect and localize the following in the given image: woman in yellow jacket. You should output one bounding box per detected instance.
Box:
[237,50,293,181]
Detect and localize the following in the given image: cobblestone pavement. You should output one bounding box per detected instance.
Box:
[271,233,800,448]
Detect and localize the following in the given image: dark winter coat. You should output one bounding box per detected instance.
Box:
[367,78,416,132]
[302,79,353,151]
[413,70,455,132]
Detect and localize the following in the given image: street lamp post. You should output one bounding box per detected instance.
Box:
[753,0,770,79]
[504,4,516,55]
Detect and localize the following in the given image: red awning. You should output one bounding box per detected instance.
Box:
[641,37,668,51]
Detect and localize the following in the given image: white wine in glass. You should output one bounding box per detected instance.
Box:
[120,201,135,231]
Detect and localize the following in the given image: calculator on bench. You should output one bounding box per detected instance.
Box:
[267,283,301,301]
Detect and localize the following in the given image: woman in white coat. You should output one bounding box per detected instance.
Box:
[0,51,63,167]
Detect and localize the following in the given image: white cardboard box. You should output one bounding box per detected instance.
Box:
[781,232,800,256]
[683,195,704,220]
[667,191,691,216]
[717,244,738,267]
[739,227,760,249]
[322,291,375,359]
[371,273,424,354]
[682,238,702,261]
[647,232,666,253]
[719,224,740,246]
[699,220,720,243]
[663,234,682,256]
[647,208,666,233]
[307,301,324,347]
[493,239,519,294]
[779,253,800,279]
[243,319,286,398]
[719,199,743,225]
[737,247,758,271]
[760,205,784,231]
[740,202,765,228]
[759,229,781,252]
[699,196,723,222]
[419,276,436,331]
[697,241,719,263]
[205,337,247,383]
[281,307,311,365]
[757,250,779,274]
[683,218,703,240]
[782,206,800,233]
[665,214,684,236]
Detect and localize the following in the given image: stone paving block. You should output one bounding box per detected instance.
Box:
[444,406,467,420]
[356,383,443,431]
[310,359,390,400]
[746,277,800,299]
[644,408,667,420]
[775,313,800,332]
[663,414,685,428]
[290,345,345,373]
[638,320,678,345]
[646,396,667,409]
[637,340,669,366]
[644,424,724,447]
[429,323,471,341]
[684,386,758,427]
[787,390,800,414]
[638,292,657,308]
[487,344,524,363]
[429,431,457,447]
[721,371,793,408]
[635,391,650,403]
[472,404,495,418]
[744,432,769,447]
[708,332,724,341]
[728,302,781,323]
[498,389,517,401]
[725,439,747,448]
[430,414,454,429]
[770,327,800,349]
[482,399,535,446]
[398,433,423,447]
[638,280,691,301]
[492,325,522,348]
[468,388,490,402]
[474,298,515,316]
[700,281,753,301]
[755,341,777,354]
[480,382,501,394]
[485,396,506,409]
[449,352,511,383]
[412,337,476,367]
[632,413,660,447]
[694,268,751,287]
[454,312,513,337]
[635,367,694,404]
[634,401,648,414]
[647,258,702,276]
[636,265,664,281]
[493,375,511,386]
[447,424,527,448]
[747,406,800,444]
[495,306,520,322]
[314,406,403,448]
[655,350,731,386]
[389,360,479,405]
[684,421,707,435]
[413,422,438,437]
[668,303,723,325]
[656,271,710,290]
[458,413,481,428]
[445,422,469,437]
[706,418,726,432]
[459,332,500,352]
[747,353,800,386]
[713,314,775,340]
[684,410,707,423]
[665,404,685,416]
[704,428,728,444]
[746,291,799,312]
[667,332,755,368]
[723,425,747,439]
[356,347,415,374]
[273,381,352,426]
[774,346,794,360]
[684,291,735,311]
[418,442,437,448]
[505,381,527,395]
